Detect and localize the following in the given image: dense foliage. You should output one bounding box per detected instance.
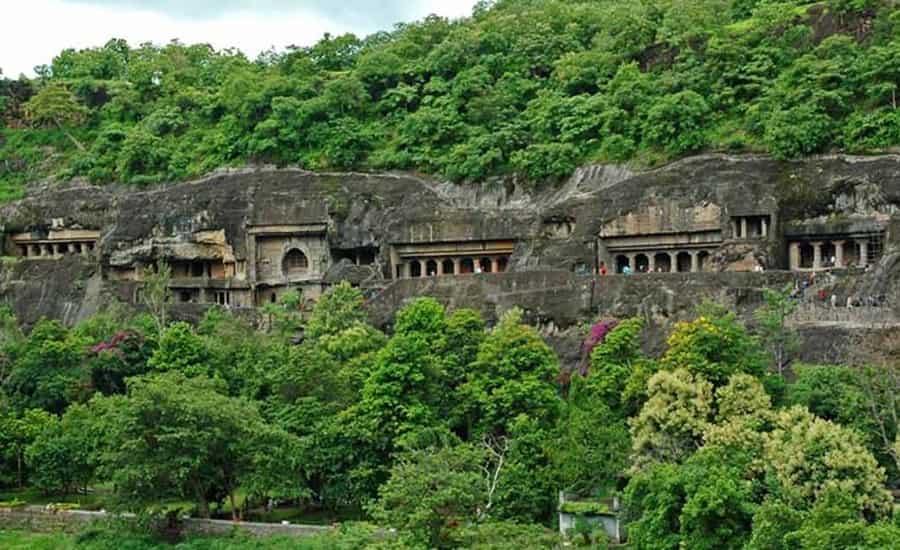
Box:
[1,283,899,548]
[3,0,900,202]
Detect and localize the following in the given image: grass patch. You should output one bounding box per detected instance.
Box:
[0,530,75,549]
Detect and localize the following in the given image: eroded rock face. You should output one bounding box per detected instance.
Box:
[1,156,899,364]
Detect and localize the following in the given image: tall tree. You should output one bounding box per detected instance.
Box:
[753,284,799,375]
[141,260,171,337]
[96,372,301,518]
[23,83,88,150]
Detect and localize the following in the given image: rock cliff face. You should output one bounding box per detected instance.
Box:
[1,155,899,364]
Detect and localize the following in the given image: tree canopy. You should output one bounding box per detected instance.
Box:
[0,285,898,546]
[3,0,900,202]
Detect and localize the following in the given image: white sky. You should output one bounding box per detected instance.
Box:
[0,0,478,78]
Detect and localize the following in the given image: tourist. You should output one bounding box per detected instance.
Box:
[830,294,837,308]
[599,262,608,276]
[622,265,632,276]
[847,295,854,309]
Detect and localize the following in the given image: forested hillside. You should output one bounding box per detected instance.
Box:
[1,284,899,548]
[1,0,900,202]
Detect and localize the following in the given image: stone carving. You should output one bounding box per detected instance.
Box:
[0,154,898,367]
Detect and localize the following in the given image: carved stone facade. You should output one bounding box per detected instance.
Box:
[391,240,514,278]
[0,156,898,344]
[10,229,99,259]
[598,203,727,273]
[248,224,330,306]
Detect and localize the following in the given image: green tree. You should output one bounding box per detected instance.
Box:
[2,319,89,414]
[442,308,486,393]
[753,284,799,374]
[141,260,171,337]
[763,406,892,518]
[624,446,757,550]
[456,308,560,440]
[661,312,766,387]
[261,289,304,340]
[0,408,55,488]
[96,372,301,518]
[147,321,212,378]
[552,377,630,497]
[25,404,99,495]
[305,281,367,341]
[337,298,450,501]
[23,83,88,150]
[642,90,711,155]
[370,443,485,548]
[630,369,713,471]
[585,318,650,418]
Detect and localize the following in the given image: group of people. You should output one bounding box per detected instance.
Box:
[598,261,685,276]
[790,274,886,309]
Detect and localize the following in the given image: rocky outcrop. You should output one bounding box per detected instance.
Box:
[1,155,899,365]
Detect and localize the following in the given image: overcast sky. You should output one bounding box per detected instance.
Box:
[0,0,478,77]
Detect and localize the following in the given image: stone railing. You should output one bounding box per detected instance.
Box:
[789,302,897,327]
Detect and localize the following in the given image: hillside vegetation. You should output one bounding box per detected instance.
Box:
[1,286,900,548]
[1,0,900,202]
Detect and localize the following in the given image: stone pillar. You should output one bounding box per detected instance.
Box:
[399,262,409,279]
[491,257,500,273]
[648,254,656,272]
[453,258,461,275]
[731,220,739,239]
[833,240,845,268]
[627,254,636,272]
[42,244,53,257]
[857,240,869,267]
[437,260,444,276]
[789,242,801,271]
[812,241,823,271]
[740,218,748,239]
[761,217,768,238]
[690,251,700,273]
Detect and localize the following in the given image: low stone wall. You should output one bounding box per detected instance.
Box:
[365,269,900,366]
[0,505,330,538]
[181,516,329,538]
[0,505,103,533]
[366,270,801,330]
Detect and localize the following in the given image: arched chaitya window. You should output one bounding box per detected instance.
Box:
[283,249,309,277]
